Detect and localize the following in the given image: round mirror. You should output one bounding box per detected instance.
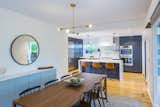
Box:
[10,34,39,65]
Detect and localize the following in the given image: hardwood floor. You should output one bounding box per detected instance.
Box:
[107,72,152,107]
[70,70,152,107]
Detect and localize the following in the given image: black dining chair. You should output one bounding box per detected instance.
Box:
[92,83,102,107]
[44,79,59,87]
[91,76,108,107]
[19,85,41,97]
[60,74,71,80]
[72,90,93,107]
[99,76,108,102]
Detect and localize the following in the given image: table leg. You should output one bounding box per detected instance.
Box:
[12,101,17,107]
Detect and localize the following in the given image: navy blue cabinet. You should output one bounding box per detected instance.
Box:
[0,69,57,107]
[119,36,142,73]
[68,37,83,71]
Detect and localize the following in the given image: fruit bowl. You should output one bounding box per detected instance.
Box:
[64,77,84,86]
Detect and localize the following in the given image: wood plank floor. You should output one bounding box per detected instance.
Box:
[70,70,152,107]
[107,72,152,107]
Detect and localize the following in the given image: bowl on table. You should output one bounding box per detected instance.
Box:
[64,77,84,86]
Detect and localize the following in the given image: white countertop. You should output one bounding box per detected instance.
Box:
[0,68,56,82]
[79,59,123,64]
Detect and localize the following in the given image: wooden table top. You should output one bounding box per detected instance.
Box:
[13,73,105,107]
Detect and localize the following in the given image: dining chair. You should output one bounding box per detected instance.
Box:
[72,90,93,107]
[92,83,102,107]
[19,85,41,97]
[91,76,108,107]
[99,77,108,102]
[44,79,59,88]
[60,74,71,80]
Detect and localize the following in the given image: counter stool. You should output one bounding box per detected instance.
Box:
[105,63,115,79]
[92,62,102,74]
[81,62,89,72]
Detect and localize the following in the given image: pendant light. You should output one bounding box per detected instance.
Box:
[58,3,93,35]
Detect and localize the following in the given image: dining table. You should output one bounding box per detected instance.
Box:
[13,72,105,107]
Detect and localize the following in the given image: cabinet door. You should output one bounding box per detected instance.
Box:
[0,79,15,107]
[41,70,56,85]
[14,75,29,98]
[28,73,41,88]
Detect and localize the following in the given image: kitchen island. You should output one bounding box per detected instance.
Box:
[78,59,124,80]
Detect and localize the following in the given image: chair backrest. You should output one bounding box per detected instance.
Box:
[19,85,41,97]
[100,77,107,91]
[80,90,92,107]
[44,79,59,87]
[92,62,102,69]
[92,83,101,99]
[105,63,115,70]
[60,74,71,80]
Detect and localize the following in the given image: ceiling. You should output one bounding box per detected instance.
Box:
[0,0,151,27]
[68,27,144,39]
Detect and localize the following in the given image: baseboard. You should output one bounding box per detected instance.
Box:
[147,88,154,107]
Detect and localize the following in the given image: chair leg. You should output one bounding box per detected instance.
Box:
[97,99,101,107]
[93,99,96,107]
[100,91,105,107]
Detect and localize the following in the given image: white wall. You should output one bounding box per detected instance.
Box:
[82,36,119,59]
[0,8,68,78]
[144,28,154,105]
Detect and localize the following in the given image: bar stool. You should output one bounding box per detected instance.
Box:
[105,63,115,79]
[81,62,89,72]
[92,62,102,74]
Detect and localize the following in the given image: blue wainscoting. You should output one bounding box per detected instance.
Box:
[0,69,57,107]
[82,62,120,80]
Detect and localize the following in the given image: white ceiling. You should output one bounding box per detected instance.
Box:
[0,0,151,27]
[68,27,144,39]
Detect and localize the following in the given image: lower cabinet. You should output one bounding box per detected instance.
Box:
[28,73,41,88]
[0,69,57,107]
[15,75,29,98]
[0,79,15,107]
[41,70,56,87]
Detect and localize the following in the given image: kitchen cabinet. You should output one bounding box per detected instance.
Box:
[68,37,83,71]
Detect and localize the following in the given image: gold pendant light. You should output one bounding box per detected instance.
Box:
[58,3,93,35]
